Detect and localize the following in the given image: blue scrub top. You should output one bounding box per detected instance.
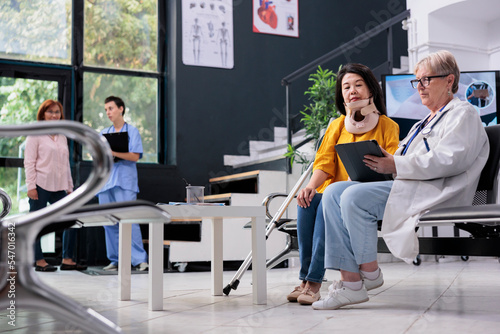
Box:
[98,123,143,194]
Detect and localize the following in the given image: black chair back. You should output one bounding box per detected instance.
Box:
[477,124,500,192]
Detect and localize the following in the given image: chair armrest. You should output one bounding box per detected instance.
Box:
[419,204,500,226]
[261,192,296,220]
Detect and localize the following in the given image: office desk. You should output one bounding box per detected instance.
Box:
[117,205,267,310]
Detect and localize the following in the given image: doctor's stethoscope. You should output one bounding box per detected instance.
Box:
[400,108,449,155]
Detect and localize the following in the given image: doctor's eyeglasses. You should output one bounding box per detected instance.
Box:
[410,74,449,89]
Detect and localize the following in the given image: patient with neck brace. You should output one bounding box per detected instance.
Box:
[287,63,400,306]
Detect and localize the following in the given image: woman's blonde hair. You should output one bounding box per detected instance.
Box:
[414,50,460,93]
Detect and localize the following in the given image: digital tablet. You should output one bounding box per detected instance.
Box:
[335,140,393,182]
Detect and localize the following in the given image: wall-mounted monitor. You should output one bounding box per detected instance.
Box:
[382,70,500,138]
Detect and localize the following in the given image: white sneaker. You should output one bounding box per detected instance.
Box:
[135,262,149,271]
[327,270,384,293]
[313,281,368,310]
[103,263,118,271]
[361,269,384,291]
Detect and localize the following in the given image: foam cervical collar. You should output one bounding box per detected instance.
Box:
[344,97,380,134]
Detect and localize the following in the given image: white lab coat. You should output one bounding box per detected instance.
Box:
[381,97,489,263]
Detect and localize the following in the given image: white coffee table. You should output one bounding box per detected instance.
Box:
[117,204,267,310]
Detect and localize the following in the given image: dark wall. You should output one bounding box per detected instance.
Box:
[137,0,408,203]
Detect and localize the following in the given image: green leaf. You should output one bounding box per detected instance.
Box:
[285,65,342,167]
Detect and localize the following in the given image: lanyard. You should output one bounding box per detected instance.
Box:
[401,106,448,156]
[107,122,128,134]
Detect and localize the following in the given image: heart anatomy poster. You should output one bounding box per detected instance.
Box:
[253,0,299,38]
[182,0,234,69]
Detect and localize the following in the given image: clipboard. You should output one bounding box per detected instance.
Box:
[103,132,128,162]
[335,140,393,182]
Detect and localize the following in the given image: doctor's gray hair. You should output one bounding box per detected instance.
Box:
[414,50,460,94]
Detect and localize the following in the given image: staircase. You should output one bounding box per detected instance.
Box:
[392,55,410,74]
[223,127,307,169]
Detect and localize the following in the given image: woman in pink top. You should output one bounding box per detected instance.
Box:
[24,100,86,272]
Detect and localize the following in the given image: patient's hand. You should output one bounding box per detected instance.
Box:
[297,187,316,208]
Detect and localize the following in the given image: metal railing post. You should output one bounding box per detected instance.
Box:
[285,84,292,173]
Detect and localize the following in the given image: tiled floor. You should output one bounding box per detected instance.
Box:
[2,257,500,333]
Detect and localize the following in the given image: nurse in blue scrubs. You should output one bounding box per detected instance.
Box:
[98,96,149,271]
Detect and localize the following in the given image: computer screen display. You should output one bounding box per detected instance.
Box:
[382,71,499,138]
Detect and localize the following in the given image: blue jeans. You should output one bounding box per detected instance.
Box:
[297,193,325,283]
[30,185,76,261]
[322,181,393,273]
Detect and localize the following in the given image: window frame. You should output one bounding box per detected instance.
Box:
[0,60,73,167]
[0,0,168,166]
[73,0,167,164]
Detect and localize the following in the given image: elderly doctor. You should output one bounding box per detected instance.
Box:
[312,50,489,311]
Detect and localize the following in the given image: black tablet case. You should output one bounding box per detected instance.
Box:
[103,132,128,162]
[335,140,393,182]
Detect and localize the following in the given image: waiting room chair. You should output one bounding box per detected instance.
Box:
[417,124,500,260]
[261,192,299,269]
[378,124,500,263]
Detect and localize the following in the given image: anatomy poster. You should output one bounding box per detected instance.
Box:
[253,0,299,38]
[182,0,234,69]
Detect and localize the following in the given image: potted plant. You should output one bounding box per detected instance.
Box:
[285,65,341,170]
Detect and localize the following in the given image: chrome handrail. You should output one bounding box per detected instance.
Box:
[0,120,113,234]
[0,120,120,333]
[0,188,12,219]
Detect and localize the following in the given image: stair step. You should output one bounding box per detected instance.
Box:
[204,193,232,205]
[209,170,260,196]
[209,170,260,184]
[392,55,410,74]
[224,127,307,168]
[204,193,232,201]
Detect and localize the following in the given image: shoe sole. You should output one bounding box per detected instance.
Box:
[298,298,320,305]
[35,268,57,272]
[286,289,303,302]
[297,292,321,305]
[365,280,384,291]
[312,297,369,310]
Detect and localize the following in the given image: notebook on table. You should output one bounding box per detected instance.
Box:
[335,140,393,182]
[103,132,128,162]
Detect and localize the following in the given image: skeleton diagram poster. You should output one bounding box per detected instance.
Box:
[253,0,299,38]
[182,0,234,69]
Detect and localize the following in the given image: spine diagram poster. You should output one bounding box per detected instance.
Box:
[253,0,299,38]
[182,0,234,69]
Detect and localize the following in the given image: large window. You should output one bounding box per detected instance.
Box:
[82,0,159,163]
[0,78,59,213]
[84,0,158,71]
[0,0,72,64]
[83,72,158,163]
[0,0,166,214]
